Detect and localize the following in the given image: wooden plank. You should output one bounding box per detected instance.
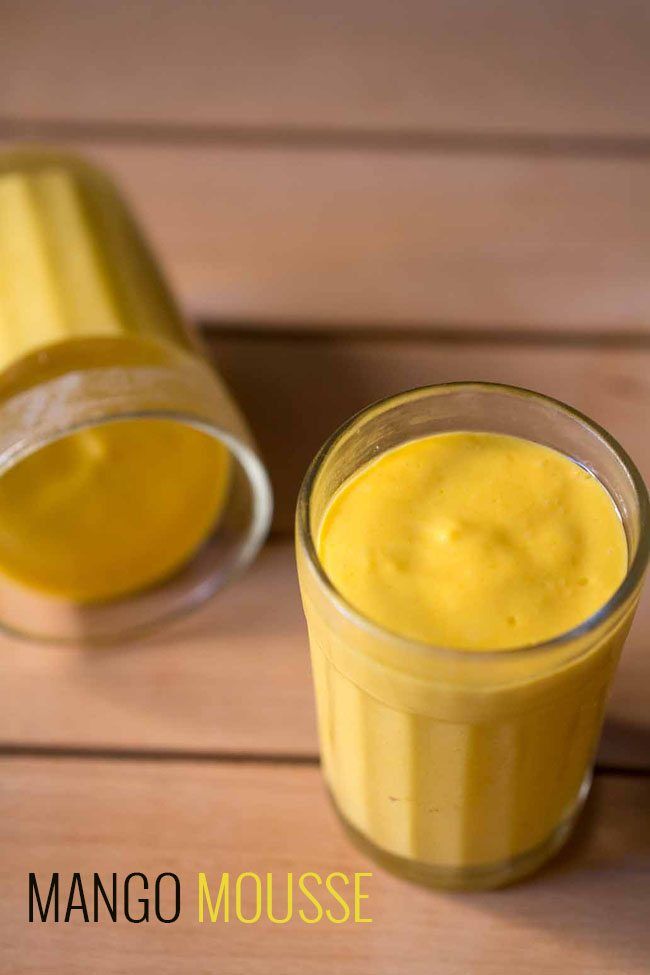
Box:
[3,1,650,139]
[1,140,649,331]
[210,331,650,771]
[208,335,650,532]
[0,338,647,767]
[2,757,649,974]
[0,540,648,770]
[0,542,316,758]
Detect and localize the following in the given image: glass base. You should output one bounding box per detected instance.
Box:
[330,773,591,891]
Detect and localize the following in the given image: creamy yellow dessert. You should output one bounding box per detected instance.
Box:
[318,432,627,649]
[303,430,631,884]
[0,152,229,602]
[0,419,229,602]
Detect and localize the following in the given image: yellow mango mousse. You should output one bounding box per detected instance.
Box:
[310,431,628,880]
[318,432,627,650]
[0,154,230,602]
[0,418,229,602]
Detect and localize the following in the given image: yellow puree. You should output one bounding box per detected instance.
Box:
[318,432,627,649]
[0,154,228,602]
[310,432,628,877]
[0,421,229,602]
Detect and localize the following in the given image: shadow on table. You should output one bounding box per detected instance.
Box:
[454,773,650,971]
[600,717,650,773]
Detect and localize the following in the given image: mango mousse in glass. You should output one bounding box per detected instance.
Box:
[0,149,271,641]
[296,383,648,889]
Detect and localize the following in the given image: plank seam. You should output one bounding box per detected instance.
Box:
[4,117,650,160]
[0,744,647,776]
[0,743,319,766]
[201,321,650,348]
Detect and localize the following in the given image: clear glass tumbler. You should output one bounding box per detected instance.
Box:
[0,149,272,642]
[296,383,648,889]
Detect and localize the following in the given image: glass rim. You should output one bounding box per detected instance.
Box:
[297,381,650,662]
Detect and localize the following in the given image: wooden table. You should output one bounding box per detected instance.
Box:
[1,4,649,972]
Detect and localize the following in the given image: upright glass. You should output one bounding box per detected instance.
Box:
[296,383,648,889]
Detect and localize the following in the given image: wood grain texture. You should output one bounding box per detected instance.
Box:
[2,757,648,975]
[0,542,316,758]
[3,1,650,139]
[208,335,650,531]
[2,140,649,331]
[1,539,648,770]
